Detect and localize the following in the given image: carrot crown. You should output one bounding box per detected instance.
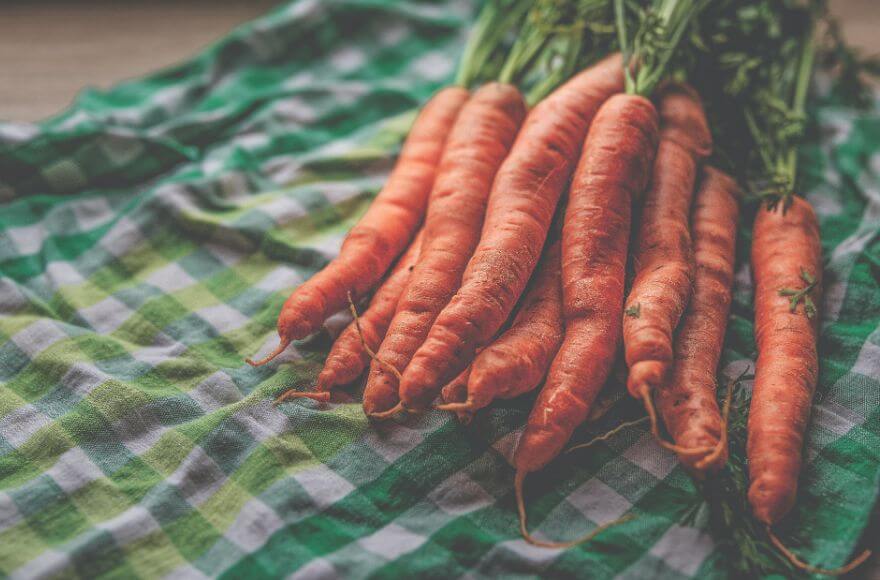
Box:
[455,0,533,89]
[615,0,709,97]
[496,0,617,105]
[743,16,815,211]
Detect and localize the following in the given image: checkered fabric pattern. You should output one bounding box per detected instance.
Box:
[0,1,877,578]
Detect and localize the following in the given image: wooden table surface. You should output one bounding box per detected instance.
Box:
[0,0,877,123]
[0,0,279,122]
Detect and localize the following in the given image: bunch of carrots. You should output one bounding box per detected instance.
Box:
[247,0,871,574]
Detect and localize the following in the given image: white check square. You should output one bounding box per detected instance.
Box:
[225,498,284,552]
[293,464,355,510]
[196,303,249,334]
[11,319,68,358]
[77,296,132,334]
[145,262,197,293]
[358,523,426,560]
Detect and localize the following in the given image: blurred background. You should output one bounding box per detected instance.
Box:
[0,0,877,123]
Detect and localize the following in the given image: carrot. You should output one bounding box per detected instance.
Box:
[514,94,658,547]
[319,231,421,389]
[247,87,469,366]
[655,166,738,474]
[435,238,563,416]
[363,83,526,418]
[515,93,658,475]
[748,197,872,576]
[397,54,625,410]
[621,83,713,455]
[747,196,822,525]
[275,231,424,405]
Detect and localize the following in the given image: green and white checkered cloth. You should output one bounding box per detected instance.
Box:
[0,1,877,577]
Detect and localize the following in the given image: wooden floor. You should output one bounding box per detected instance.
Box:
[0,0,877,122]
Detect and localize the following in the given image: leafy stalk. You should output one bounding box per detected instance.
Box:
[779,268,818,318]
[455,0,532,88]
[616,0,709,96]
[748,15,816,209]
[684,0,827,208]
[495,0,618,105]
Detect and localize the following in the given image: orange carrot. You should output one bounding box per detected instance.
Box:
[516,93,659,476]
[283,231,423,404]
[247,87,469,366]
[747,197,873,576]
[514,94,658,547]
[363,83,526,417]
[622,84,712,454]
[436,238,563,415]
[655,167,739,474]
[398,54,625,410]
[747,196,822,525]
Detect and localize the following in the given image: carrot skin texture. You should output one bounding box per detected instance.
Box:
[270,87,469,347]
[363,84,526,415]
[515,94,660,473]
[464,239,564,411]
[316,231,423,391]
[748,196,822,525]
[656,167,739,474]
[400,55,625,408]
[624,83,712,398]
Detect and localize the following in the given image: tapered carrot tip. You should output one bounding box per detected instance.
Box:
[455,411,474,425]
[692,384,733,474]
[366,401,407,421]
[435,401,476,425]
[434,400,475,413]
[515,470,633,549]
[767,527,871,576]
[566,417,650,454]
[246,338,291,367]
[274,390,331,405]
[638,384,715,458]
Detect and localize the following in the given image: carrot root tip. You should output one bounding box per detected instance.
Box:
[693,382,735,471]
[639,384,715,458]
[515,470,633,549]
[434,400,476,413]
[246,338,291,367]
[274,390,332,405]
[347,291,404,384]
[767,526,871,576]
[566,416,650,454]
[366,401,407,421]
